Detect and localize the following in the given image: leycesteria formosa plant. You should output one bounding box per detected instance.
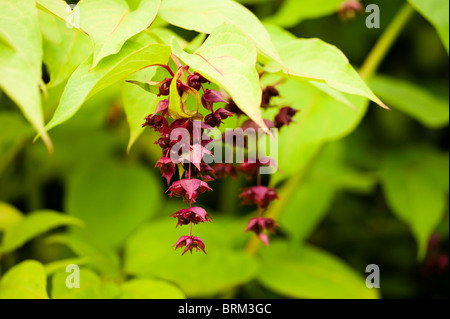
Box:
[139,55,298,255]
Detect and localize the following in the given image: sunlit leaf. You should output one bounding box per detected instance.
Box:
[0,260,49,299]
[264,0,343,28]
[0,0,52,152]
[265,38,387,109]
[52,267,120,299]
[45,41,171,131]
[172,23,267,131]
[0,202,23,232]
[159,0,282,65]
[1,210,83,253]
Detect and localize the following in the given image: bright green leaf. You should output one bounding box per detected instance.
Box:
[76,0,161,68]
[45,41,171,131]
[52,268,120,299]
[380,147,449,259]
[0,260,49,299]
[266,38,387,109]
[38,10,91,88]
[0,0,52,152]
[120,278,185,299]
[159,0,282,65]
[264,0,343,28]
[1,210,83,253]
[172,24,267,131]
[258,241,379,299]
[408,0,449,54]
[65,159,163,249]
[0,202,23,232]
[370,74,449,129]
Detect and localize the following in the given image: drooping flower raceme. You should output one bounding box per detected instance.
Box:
[140,57,298,254]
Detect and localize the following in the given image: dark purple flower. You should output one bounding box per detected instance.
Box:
[274,107,298,129]
[211,163,238,179]
[155,157,176,185]
[174,235,207,255]
[241,119,274,132]
[205,108,234,127]
[167,179,212,203]
[187,72,208,90]
[225,99,243,116]
[239,186,279,209]
[159,78,172,96]
[245,217,278,246]
[142,115,168,132]
[239,158,272,176]
[170,206,212,227]
[202,89,227,112]
[261,86,279,108]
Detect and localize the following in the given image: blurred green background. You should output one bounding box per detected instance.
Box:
[0,0,448,299]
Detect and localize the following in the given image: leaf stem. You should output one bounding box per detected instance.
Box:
[359,3,415,81]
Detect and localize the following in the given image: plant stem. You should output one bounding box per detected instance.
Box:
[359,3,415,81]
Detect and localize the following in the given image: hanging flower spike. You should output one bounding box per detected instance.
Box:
[274,107,298,129]
[187,72,208,91]
[239,186,279,209]
[170,206,212,227]
[201,89,228,112]
[174,235,207,255]
[155,157,176,185]
[167,179,212,203]
[245,217,278,246]
[239,158,272,176]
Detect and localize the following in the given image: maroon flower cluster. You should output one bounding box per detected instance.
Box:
[142,57,234,256]
[142,57,299,252]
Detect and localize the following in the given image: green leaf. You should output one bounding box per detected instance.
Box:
[66,159,163,249]
[46,234,121,278]
[266,38,387,109]
[380,147,449,259]
[273,141,377,241]
[124,218,259,297]
[258,241,379,299]
[38,0,162,67]
[264,0,343,28]
[158,0,282,65]
[1,210,84,253]
[52,268,120,299]
[0,202,23,232]
[271,79,369,181]
[370,74,449,129]
[45,41,171,131]
[122,70,159,153]
[172,24,267,131]
[38,10,91,88]
[0,0,53,152]
[76,0,161,68]
[120,278,185,299]
[168,67,197,119]
[408,0,449,54]
[0,112,34,175]
[0,260,49,299]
